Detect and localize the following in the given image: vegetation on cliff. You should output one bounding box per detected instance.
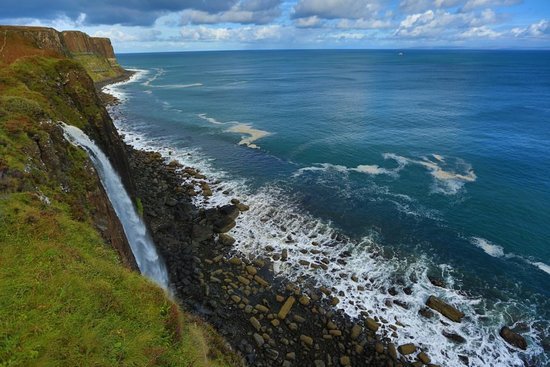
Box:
[0,44,240,366]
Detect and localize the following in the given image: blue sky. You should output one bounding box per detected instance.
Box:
[1,0,549,52]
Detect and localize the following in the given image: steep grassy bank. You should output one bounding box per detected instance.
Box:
[0,51,241,366]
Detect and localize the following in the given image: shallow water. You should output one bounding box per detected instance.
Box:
[108,50,549,366]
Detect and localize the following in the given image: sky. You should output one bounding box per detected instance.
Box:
[0,0,549,52]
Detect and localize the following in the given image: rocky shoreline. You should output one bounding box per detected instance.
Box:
[124,146,420,367]
[101,76,530,367]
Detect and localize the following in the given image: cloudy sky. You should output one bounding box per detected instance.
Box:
[1,0,549,52]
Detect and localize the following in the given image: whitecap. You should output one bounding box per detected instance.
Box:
[141,68,165,87]
[470,237,505,257]
[154,83,203,89]
[198,113,226,125]
[530,261,550,275]
[104,74,547,367]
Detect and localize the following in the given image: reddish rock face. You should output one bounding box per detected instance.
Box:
[61,30,116,59]
[0,25,116,64]
[0,25,68,63]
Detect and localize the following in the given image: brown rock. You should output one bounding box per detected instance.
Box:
[340,356,351,366]
[299,295,310,306]
[255,304,269,313]
[218,233,236,246]
[254,275,269,287]
[300,334,313,346]
[426,295,465,322]
[250,316,261,331]
[365,317,379,332]
[278,296,296,319]
[350,324,362,339]
[499,326,527,350]
[398,343,416,355]
[417,352,431,364]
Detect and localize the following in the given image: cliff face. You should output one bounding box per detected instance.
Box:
[0,26,135,267]
[0,26,68,63]
[0,25,124,82]
[61,31,116,60]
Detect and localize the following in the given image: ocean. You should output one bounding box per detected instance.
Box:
[108,50,550,366]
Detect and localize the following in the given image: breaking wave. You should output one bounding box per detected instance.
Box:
[103,69,548,367]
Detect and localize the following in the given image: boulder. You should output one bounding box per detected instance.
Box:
[219,204,240,220]
[417,352,431,364]
[350,324,362,339]
[213,216,236,233]
[365,317,379,332]
[397,343,416,355]
[218,233,236,246]
[442,330,466,344]
[191,224,213,242]
[499,326,527,350]
[278,296,296,320]
[426,295,464,322]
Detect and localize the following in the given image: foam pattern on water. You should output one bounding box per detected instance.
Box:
[104,69,548,367]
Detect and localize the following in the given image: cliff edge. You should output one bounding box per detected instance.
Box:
[0,25,126,82]
[0,25,241,367]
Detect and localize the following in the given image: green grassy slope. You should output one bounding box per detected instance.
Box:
[0,57,241,367]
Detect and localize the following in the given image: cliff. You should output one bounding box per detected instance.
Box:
[0,26,241,366]
[0,25,125,82]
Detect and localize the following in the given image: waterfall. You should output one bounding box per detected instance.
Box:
[61,123,170,291]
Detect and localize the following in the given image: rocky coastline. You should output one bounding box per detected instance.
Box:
[99,73,532,367]
[92,55,534,367]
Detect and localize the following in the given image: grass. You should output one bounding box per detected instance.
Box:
[0,56,242,366]
[71,54,125,83]
[0,194,239,367]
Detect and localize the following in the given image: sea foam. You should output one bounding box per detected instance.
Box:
[103,71,548,367]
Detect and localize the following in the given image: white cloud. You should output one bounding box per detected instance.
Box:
[295,16,322,28]
[460,25,501,38]
[511,19,549,38]
[462,0,521,12]
[93,28,162,42]
[395,8,500,38]
[336,18,392,29]
[179,24,284,42]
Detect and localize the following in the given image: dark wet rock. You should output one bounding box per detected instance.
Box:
[253,333,265,347]
[417,351,431,364]
[218,233,236,246]
[428,276,446,288]
[426,295,464,323]
[499,326,527,350]
[442,330,466,344]
[192,224,213,242]
[458,355,469,365]
[219,204,240,220]
[418,307,435,319]
[213,216,236,233]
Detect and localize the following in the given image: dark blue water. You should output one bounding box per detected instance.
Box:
[112,50,550,366]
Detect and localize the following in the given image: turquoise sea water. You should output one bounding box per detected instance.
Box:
[111,50,550,366]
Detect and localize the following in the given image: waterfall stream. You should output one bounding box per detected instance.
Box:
[61,122,170,290]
